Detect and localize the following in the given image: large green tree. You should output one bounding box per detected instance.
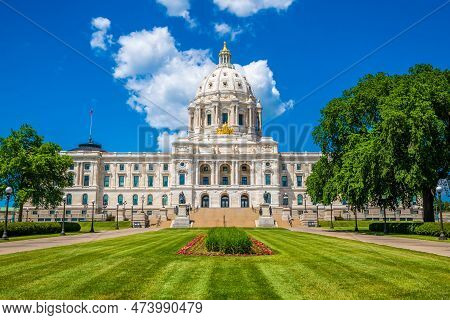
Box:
[0,125,73,221]
[308,65,449,222]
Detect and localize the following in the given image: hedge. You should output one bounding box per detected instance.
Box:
[0,222,81,237]
[205,227,252,254]
[368,222,423,234]
[414,222,450,237]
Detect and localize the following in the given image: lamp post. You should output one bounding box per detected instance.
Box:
[61,196,67,235]
[26,208,29,222]
[116,203,119,230]
[2,187,13,240]
[436,186,447,241]
[141,194,145,213]
[330,203,334,229]
[90,200,95,233]
[304,193,307,213]
[315,204,319,227]
[131,205,134,227]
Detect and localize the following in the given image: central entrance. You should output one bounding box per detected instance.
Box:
[201,195,209,208]
[221,195,229,208]
[241,195,249,208]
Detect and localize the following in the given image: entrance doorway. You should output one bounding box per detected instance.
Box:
[241,195,249,208]
[201,195,209,208]
[221,195,229,208]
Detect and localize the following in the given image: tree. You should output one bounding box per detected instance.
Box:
[309,64,449,222]
[0,125,73,221]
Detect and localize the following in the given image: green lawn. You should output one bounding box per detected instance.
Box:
[0,228,449,299]
[78,221,131,232]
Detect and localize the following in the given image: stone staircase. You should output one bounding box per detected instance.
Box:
[190,208,259,227]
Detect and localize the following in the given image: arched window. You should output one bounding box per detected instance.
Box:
[147,194,153,205]
[297,194,303,205]
[82,193,88,205]
[241,195,249,208]
[66,194,72,205]
[283,194,289,206]
[103,194,109,206]
[117,194,123,205]
[162,194,168,206]
[132,194,138,206]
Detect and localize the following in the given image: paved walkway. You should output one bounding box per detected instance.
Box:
[289,227,450,257]
[0,228,158,255]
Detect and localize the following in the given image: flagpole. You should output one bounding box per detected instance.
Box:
[89,109,93,143]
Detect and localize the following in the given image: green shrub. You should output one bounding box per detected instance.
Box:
[414,222,450,237]
[205,227,252,254]
[369,222,423,234]
[0,222,80,236]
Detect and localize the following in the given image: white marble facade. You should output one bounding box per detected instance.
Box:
[54,43,320,217]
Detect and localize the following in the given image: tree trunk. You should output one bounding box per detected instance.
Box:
[422,188,435,222]
[18,203,24,222]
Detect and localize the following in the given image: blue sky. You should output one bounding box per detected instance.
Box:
[0,0,449,153]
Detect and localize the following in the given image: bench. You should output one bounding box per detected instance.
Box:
[132,221,142,228]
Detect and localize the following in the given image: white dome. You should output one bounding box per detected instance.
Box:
[194,43,254,100]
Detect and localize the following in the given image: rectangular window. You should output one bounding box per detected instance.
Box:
[222,112,228,124]
[179,173,185,185]
[104,164,110,171]
[134,164,139,171]
[133,176,139,187]
[202,177,209,185]
[119,164,125,171]
[296,163,301,171]
[118,175,125,187]
[163,163,169,171]
[282,175,288,187]
[296,175,302,187]
[241,176,248,185]
[148,163,154,171]
[104,176,110,187]
[69,164,74,170]
[281,164,287,171]
[147,175,154,187]
[238,114,244,126]
[84,163,90,170]
[66,210,71,215]
[265,174,271,185]
[222,176,229,185]
[83,175,90,186]
[207,114,212,125]
[162,176,169,187]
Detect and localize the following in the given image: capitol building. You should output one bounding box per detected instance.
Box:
[28,43,421,224]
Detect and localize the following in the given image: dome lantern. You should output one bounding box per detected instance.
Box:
[218,41,232,67]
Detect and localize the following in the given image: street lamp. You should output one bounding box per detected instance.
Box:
[26,208,29,222]
[304,193,307,213]
[131,204,134,227]
[330,203,334,229]
[436,186,447,241]
[141,194,145,213]
[122,201,127,221]
[116,203,120,230]
[2,186,13,240]
[90,200,95,233]
[61,196,67,235]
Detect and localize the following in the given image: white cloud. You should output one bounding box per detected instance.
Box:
[112,27,292,149]
[213,0,294,17]
[156,0,196,27]
[214,23,243,41]
[113,27,178,78]
[157,130,188,152]
[237,60,294,118]
[90,17,112,50]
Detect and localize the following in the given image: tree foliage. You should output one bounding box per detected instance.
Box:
[307,64,449,222]
[0,124,73,221]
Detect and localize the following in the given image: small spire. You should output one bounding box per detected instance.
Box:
[218,41,232,67]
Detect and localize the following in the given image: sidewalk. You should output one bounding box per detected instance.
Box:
[289,227,450,257]
[0,228,157,255]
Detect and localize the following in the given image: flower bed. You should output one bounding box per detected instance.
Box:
[177,232,273,256]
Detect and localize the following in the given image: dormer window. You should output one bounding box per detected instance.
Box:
[208,82,213,88]
[222,81,227,87]
[237,82,242,88]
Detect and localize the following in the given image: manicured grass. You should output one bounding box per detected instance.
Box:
[319,220,371,231]
[206,227,252,254]
[0,228,449,299]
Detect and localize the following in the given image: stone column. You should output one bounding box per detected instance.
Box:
[195,162,200,186]
[214,162,219,185]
